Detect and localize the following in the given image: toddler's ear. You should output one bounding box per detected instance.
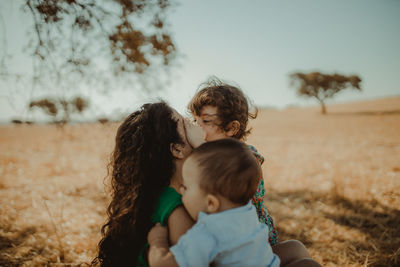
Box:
[225,120,240,137]
[206,194,220,213]
[170,143,185,159]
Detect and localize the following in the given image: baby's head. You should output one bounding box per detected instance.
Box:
[188,78,257,141]
[180,138,261,221]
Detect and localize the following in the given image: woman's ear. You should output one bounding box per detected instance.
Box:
[205,194,220,213]
[225,120,240,137]
[170,143,185,159]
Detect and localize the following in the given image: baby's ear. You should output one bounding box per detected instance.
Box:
[206,194,220,213]
[225,120,240,137]
[170,143,185,159]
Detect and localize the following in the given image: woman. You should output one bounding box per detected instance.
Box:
[92,102,199,267]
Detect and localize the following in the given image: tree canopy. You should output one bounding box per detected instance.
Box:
[290,72,362,114]
[1,0,177,100]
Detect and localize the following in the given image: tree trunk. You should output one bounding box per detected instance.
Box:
[320,100,326,114]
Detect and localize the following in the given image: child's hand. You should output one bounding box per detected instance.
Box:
[148,223,169,246]
[184,118,205,148]
[148,223,179,267]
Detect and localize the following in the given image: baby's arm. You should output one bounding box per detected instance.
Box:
[149,221,217,267]
[148,205,194,267]
[147,224,179,267]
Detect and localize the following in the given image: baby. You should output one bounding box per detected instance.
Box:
[147,138,280,267]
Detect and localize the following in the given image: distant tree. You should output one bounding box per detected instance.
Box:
[0,0,177,104]
[290,72,362,114]
[98,117,109,124]
[29,96,89,125]
[11,119,23,124]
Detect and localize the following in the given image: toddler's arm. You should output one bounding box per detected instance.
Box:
[147,223,179,267]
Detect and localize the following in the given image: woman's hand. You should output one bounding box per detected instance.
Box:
[184,118,205,148]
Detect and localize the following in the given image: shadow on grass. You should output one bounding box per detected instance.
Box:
[266,190,400,266]
[324,195,400,266]
[0,225,38,266]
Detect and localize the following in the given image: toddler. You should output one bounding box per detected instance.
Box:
[147,138,280,267]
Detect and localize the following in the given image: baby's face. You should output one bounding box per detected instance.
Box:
[180,157,208,221]
[193,105,229,141]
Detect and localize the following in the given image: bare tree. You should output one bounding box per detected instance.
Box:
[290,72,362,114]
[1,0,178,107]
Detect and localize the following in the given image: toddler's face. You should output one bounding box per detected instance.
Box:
[193,105,228,141]
[180,157,208,221]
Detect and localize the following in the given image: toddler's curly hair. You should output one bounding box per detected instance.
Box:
[188,77,257,140]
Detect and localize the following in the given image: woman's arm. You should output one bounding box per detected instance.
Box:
[167,205,195,245]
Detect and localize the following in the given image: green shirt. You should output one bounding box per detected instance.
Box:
[136,187,182,267]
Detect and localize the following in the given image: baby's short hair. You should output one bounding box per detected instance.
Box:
[189,138,261,205]
[188,77,257,140]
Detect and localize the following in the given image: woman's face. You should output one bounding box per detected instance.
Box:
[171,109,193,158]
[193,105,229,141]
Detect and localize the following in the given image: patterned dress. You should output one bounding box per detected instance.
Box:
[248,145,278,246]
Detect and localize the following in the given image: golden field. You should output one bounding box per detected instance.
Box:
[0,97,399,266]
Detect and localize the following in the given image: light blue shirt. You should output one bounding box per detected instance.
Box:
[170,202,280,267]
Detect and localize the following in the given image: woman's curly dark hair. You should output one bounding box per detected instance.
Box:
[92,102,183,267]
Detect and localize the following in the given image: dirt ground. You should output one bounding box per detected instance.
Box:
[1,97,399,266]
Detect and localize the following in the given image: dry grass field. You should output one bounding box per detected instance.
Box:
[1,97,399,266]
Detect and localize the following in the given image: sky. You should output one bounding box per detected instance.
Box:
[0,0,399,122]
